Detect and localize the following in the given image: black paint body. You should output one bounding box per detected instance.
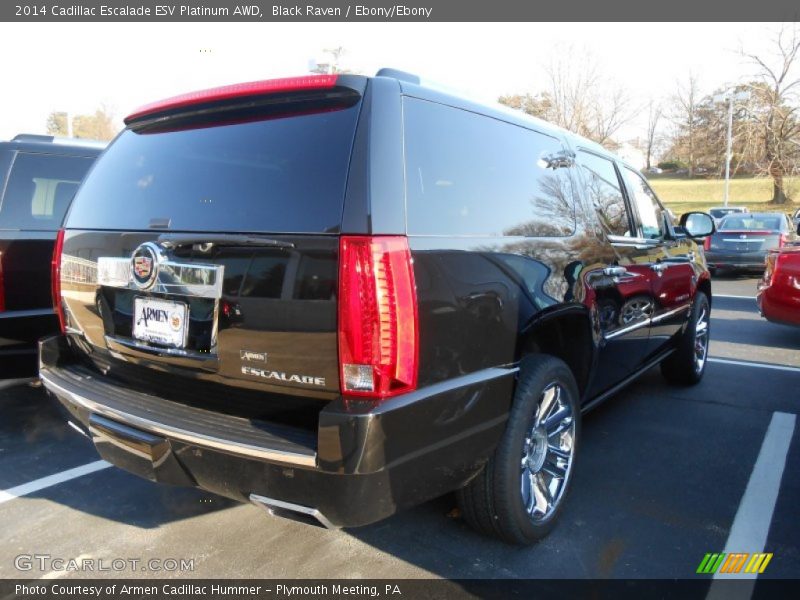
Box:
[40,74,711,527]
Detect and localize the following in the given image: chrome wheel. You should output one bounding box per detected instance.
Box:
[694,304,709,372]
[620,296,653,325]
[520,383,575,521]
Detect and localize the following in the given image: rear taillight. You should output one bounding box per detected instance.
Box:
[338,236,418,399]
[0,250,5,312]
[51,228,66,334]
[703,236,711,251]
[779,233,788,247]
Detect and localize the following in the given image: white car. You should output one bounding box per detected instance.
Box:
[709,206,749,226]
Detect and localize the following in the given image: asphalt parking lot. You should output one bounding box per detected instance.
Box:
[1,275,798,580]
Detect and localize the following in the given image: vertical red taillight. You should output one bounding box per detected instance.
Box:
[779,233,788,248]
[338,236,418,399]
[51,228,66,333]
[703,236,711,251]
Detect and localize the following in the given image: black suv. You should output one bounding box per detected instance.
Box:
[39,70,715,544]
[0,134,103,377]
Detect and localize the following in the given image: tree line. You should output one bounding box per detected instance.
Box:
[499,26,800,205]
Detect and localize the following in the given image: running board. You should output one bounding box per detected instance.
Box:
[581,348,676,414]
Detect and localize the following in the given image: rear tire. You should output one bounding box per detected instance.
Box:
[660,291,710,385]
[457,355,580,545]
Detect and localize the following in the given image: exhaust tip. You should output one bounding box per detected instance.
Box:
[249,493,337,530]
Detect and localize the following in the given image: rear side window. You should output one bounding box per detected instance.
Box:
[0,153,94,231]
[66,104,361,233]
[404,98,576,237]
[577,151,633,238]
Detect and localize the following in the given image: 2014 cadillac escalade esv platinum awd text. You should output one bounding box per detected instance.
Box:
[40,70,716,544]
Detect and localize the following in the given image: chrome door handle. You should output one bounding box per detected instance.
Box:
[603,266,627,277]
[650,262,669,273]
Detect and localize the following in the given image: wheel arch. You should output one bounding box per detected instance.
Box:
[697,275,712,307]
[517,305,597,399]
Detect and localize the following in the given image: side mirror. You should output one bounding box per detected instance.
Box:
[680,211,716,238]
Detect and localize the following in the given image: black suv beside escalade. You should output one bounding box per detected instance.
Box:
[39,70,715,544]
[0,134,103,377]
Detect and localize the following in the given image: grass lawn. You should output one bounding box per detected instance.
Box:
[648,176,798,215]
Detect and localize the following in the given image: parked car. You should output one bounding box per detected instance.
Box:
[38,70,715,544]
[758,245,800,327]
[709,206,749,226]
[0,134,103,378]
[704,212,797,275]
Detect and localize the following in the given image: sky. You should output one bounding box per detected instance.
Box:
[0,22,790,142]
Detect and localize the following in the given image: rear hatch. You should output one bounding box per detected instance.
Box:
[711,229,783,254]
[710,214,787,254]
[59,76,366,414]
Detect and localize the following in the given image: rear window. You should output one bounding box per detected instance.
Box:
[66,103,361,233]
[403,98,576,237]
[0,152,94,231]
[720,215,783,231]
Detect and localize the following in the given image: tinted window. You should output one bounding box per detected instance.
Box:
[404,98,576,237]
[577,151,632,237]
[66,105,360,233]
[622,167,666,239]
[0,153,94,230]
[720,215,785,231]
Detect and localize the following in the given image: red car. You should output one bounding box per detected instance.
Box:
[758,246,800,326]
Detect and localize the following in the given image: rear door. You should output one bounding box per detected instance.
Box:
[575,150,655,397]
[60,80,366,404]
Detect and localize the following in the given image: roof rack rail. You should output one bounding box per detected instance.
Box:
[375,68,421,84]
[12,134,55,143]
[10,134,107,149]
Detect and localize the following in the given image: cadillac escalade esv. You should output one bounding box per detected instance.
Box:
[40,69,715,544]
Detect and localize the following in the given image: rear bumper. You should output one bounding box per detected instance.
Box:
[39,335,514,528]
[705,251,767,272]
[757,287,800,327]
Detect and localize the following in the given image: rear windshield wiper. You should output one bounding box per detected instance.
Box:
[157,233,295,251]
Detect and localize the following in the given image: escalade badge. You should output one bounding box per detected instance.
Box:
[131,243,160,290]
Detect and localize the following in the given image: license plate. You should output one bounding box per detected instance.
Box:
[132,297,189,348]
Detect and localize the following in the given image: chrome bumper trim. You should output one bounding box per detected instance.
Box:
[250,493,338,529]
[40,370,317,467]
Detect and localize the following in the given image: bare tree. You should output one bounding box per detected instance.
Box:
[742,25,800,204]
[499,46,632,146]
[671,73,702,177]
[644,100,663,170]
[45,105,118,141]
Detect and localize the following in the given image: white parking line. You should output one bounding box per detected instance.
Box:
[0,460,111,505]
[706,412,796,599]
[708,357,800,373]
